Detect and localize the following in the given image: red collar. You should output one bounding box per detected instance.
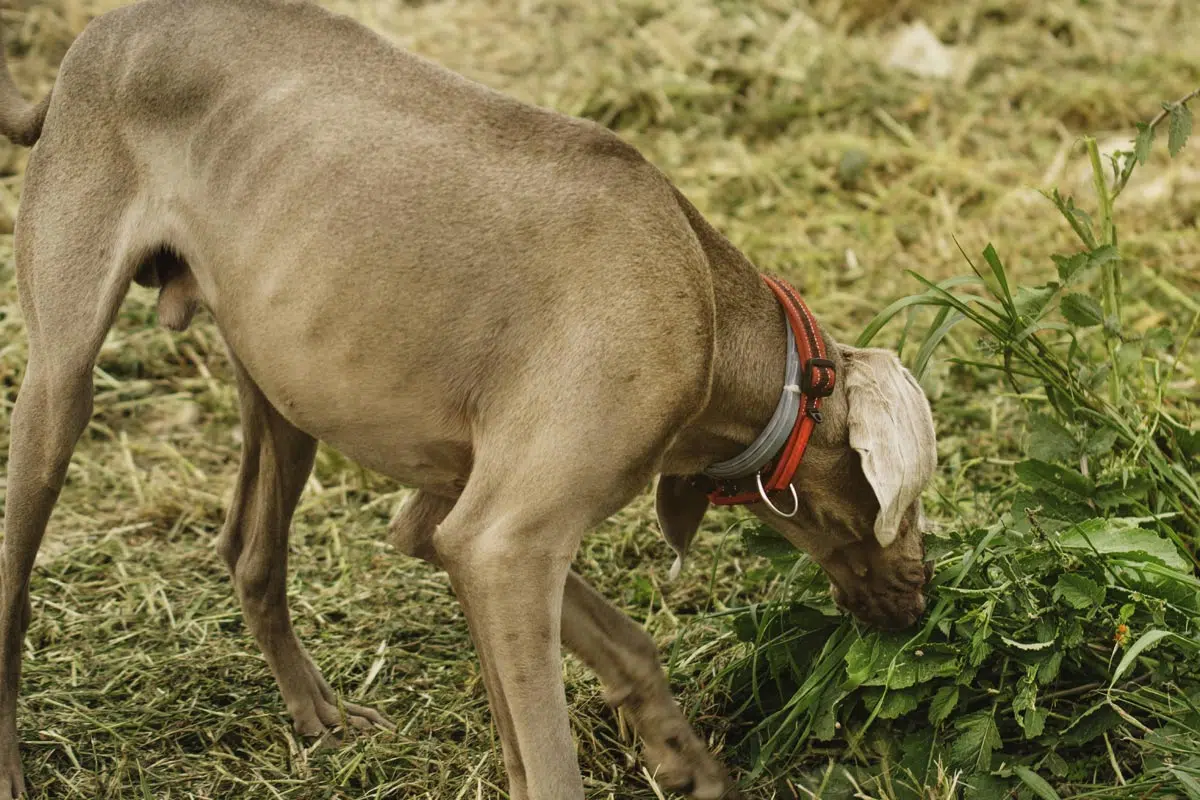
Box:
[707,275,836,509]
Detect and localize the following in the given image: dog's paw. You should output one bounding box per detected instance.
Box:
[0,740,24,800]
[292,697,396,738]
[642,725,737,800]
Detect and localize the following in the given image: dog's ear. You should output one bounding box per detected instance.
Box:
[843,347,937,548]
[655,475,710,580]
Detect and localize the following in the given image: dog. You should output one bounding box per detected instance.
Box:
[0,1,938,797]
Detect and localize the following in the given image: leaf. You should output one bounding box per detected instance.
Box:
[916,649,960,683]
[1057,518,1190,572]
[1052,252,1089,284]
[1013,282,1059,320]
[1168,102,1194,157]
[982,243,1015,312]
[1170,768,1200,800]
[877,688,920,719]
[811,684,845,741]
[1085,426,1119,456]
[1013,489,1092,526]
[1095,473,1151,510]
[1134,122,1155,165]
[1027,413,1077,462]
[1048,191,1097,249]
[1055,573,1105,609]
[1015,460,1094,506]
[1060,292,1104,328]
[742,529,798,562]
[929,685,959,726]
[844,635,878,687]
[1014,766,1063,800]
[950,711,1002,772]
[1023,707,1049,739]
[1000,636,1055,651]
[1013,668,1048,739]
[1087,244,1118,269]
[1111,628,1173,685]
[1061,704,1121,746]
[1144,326,1173,351]
[1037,651,1064,684]
[964,773,1012,800]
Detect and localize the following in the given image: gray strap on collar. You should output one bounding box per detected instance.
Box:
[703,324,801,480]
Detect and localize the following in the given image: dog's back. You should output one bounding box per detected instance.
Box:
[6,0,717,490]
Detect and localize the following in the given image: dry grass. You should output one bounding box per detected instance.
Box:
[1,0,1198,797]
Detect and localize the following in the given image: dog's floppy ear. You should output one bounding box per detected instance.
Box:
[843,347,937,548]
[655,475,710,580]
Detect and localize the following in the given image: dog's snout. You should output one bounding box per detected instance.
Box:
[832,582,927,631]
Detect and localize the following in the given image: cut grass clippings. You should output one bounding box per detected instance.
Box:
[1,0,1199,798]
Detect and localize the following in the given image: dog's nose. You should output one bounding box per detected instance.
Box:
[842,591,926,631]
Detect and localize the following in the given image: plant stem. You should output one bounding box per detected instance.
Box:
[1085,136,1122,406]
[1111,86,1200,200]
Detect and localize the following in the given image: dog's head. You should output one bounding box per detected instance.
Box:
[657,346,937,631]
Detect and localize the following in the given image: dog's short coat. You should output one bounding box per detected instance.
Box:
[0,1,938,797]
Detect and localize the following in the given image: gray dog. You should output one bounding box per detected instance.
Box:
[0,0,937,797]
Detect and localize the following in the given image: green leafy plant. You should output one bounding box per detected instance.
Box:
[723,90,1200,798]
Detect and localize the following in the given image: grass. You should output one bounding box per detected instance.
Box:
[2,0,1200,797]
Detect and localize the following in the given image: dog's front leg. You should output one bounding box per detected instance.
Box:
[431,471,590,800]
[218,360,393,737]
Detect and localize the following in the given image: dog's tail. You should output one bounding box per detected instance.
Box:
[0,29,50,146]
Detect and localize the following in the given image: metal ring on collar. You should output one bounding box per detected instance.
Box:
[755,472,799,518]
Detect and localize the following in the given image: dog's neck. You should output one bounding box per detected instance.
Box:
[662,199,847,477]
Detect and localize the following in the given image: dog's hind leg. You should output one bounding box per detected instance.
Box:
[217,359,394,737]
[0,163,139,799]
[561,573,738,799]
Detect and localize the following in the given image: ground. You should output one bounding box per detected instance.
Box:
[0,0,1198,798]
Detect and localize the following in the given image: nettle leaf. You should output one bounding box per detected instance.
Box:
[1027,413,1077,462]
[1061,703,1121,746]
[930,685,960,726]
[1045,750,1069,778]
[916,649,960,683]
[811,683,845,741]
[965,773,1012,800]
[1134,121,1155,164]
[1013,282,1060,320]
[1144,326,1173,351]
[1116,341,1142,372]
[1000,636,1055,651]
[1053,245,1116,286]
[1055,573,1106,609]
[1060,292,1104,328]
[1013,489,1091,527]
[950,711,1003,772]
[877,688,920,720]
[1015,460,1094,506]
[1085,426,1120,456]
[1037,650,1064,684]
[1052,252,1089,284]
[1057,518,1190,572]
[1088,244,1118,269]
[743,528,799,562]
[1095,473,1151,510]
[1168,102,1194,158]
[1050,192,1097,249]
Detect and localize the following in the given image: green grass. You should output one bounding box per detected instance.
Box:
[2,0,1200,797]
